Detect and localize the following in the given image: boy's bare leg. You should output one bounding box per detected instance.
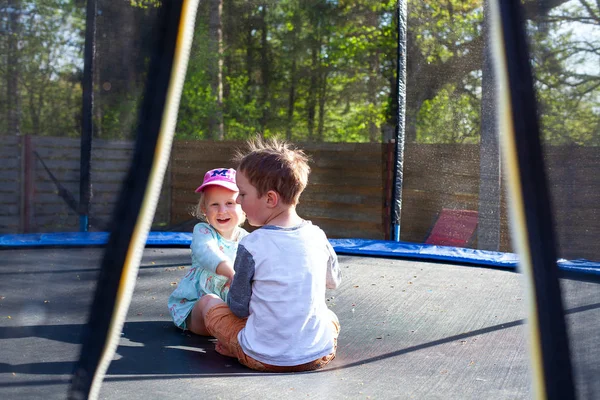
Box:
[187,294,224,335]
[215,340,236,358]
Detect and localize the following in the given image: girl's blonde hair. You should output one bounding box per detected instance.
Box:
[191,191,208,221]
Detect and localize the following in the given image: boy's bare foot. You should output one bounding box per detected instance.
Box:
[215,341,236,358]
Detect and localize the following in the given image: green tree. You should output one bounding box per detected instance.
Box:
[4,0,597,146]
[409,0,599,145]
[1,0,84,137]
[533,0,600,145]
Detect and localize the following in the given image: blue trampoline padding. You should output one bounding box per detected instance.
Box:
[330,238,600,276]
[0,231,192,247]
[1,233,598,276]
[0,232,111,246]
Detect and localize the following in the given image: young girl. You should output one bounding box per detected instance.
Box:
[168,168,248,333]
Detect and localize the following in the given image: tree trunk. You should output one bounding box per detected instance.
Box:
[286,13,300,141]
[317,41,328,142]
[29,86,42,134]
[286,57,297,141]
[95,2,157,139]
[317,71,327,141]
[259,4,269,134]
[404,28,425,143]
[208,0,224,140]
[245,7,254,105]
[222,0,232,101]
[367,9,380,142]
[307,37,320,141]
[6,0,21,135]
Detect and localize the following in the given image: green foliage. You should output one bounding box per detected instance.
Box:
[1,0,85,136]
[410,0,483,64]
[129,0,161,8]
[538,85,600,145]
[417,84,480,144]
[99,95,140,139]
[176,22,215,141]
[531,0,600,146]
[223,75,262,139]
[171,0,397,142]
[2,0,598,146]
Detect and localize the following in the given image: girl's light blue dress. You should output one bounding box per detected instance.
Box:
[168,222,248,329]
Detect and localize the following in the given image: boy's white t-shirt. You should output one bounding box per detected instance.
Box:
[227,221,341,366]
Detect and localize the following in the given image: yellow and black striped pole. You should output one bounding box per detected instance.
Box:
[489,1,575,399]
[68,1,200,399]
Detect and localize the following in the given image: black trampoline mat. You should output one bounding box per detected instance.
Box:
[1,248,599,399]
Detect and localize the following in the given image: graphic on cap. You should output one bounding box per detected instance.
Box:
[195,168,238,193]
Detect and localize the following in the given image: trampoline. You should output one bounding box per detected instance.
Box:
[1,1,599,399]
[2,246,600,399]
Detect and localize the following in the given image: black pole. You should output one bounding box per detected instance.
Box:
[69,1,186,398]
[79,0,97,232]
[391,0,407,241]
[478,0,501,251]
[496,1,575,398]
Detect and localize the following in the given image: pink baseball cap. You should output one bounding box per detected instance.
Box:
[195,168,238,193]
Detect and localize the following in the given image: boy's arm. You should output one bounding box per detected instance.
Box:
[326,241,341,289]
[227,245,254,318]
[190,223,229,274]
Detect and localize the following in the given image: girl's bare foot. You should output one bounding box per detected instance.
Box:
[215,341,236,358]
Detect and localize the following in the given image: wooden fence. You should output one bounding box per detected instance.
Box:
[170,140,388,239]
[1,136,598,261]
[0,135,170,233]
[0,136,21,233]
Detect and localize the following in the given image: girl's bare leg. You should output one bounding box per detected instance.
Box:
[187,294,224,335]
[187,294,236,358]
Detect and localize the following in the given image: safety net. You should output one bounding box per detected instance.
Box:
[0,1,598,399]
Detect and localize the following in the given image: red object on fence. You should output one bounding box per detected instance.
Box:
[425,209,479,247]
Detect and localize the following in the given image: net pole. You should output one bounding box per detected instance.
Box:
[391,0,407,241]
[478,0,501,251]
[68,1,199,398]
[489,1,575,398]
[79,0,97,232]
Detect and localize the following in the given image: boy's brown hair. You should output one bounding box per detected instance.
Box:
[233,137,310,205]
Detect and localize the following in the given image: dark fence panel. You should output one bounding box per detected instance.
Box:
[0,136,170,233]
[170,141,387,239]
[400,143,512,252]
[1,136,598,261]
[0,136,22,233]
[545,146,600,260]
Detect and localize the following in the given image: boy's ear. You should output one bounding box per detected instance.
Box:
[265,190,279,208]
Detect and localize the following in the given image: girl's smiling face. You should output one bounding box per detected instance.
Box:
[201,185,244,239]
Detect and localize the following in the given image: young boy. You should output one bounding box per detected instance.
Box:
[193,137,342,372]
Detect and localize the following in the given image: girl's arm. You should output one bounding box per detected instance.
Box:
[190,223,229,274]
[215,260,235,280]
